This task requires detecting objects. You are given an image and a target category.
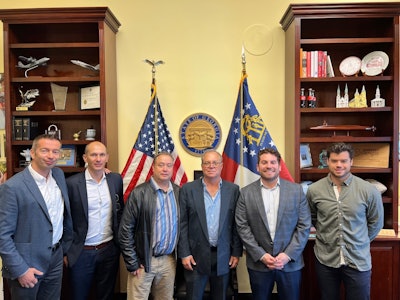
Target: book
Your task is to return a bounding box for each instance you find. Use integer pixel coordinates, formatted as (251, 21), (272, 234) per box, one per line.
(312, 51), (318, 77)
(327, 55), (335, 77)
(30, 121), (39, 140)
(306, 51), (311, 77)
(13, 117), (23, 141)
(301, 49), (307, 78)
(299, 48), (303, 77)
(22, 118), (30, 141)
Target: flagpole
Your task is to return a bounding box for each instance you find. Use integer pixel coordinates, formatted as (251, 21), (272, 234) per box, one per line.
(240, 46), (246, 187)
(144, 59), (164, 155)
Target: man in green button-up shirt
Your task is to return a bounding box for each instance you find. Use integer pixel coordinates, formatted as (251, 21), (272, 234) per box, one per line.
(307, 142), (383, 300)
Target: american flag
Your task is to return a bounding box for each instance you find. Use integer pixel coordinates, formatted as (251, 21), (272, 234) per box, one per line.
(121, 84), (188, 201)
(221, 74), (293, 187)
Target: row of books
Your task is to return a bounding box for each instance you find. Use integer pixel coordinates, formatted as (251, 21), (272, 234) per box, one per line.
(13, 117), (39, 141)
(300, 49), (335, 78)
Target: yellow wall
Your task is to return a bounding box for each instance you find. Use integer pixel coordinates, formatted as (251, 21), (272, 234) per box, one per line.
(1, 0), (398, 179)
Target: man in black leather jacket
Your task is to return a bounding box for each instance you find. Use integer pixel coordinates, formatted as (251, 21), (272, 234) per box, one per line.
(119, 152), (180, 300)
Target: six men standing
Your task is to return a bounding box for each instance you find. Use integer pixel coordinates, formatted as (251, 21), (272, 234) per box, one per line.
(0, 140), (385, 300)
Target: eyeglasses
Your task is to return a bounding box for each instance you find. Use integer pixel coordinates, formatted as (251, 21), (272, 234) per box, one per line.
(202, 161), (222, 167)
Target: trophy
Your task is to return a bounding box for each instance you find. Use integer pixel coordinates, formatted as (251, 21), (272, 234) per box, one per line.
(50, 83), (68, 111)
(20, 148), (31, 167)
(17, 87), (39, 111)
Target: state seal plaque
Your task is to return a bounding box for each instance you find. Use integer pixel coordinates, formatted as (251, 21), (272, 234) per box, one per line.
(179, 113), (222, 156)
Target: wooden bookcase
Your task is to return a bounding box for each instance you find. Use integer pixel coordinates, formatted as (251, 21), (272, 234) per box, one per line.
(0, 7), (120, 178)
(281, 3), (400, 299)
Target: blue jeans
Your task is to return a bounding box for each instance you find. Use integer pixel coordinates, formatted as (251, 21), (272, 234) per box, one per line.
(247, 268), (301, 300)
(184, 249), (229, 300)
(315, 259), (371, 300)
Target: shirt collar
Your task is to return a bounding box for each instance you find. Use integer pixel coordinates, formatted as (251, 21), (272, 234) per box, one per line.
(259, 178), (280, 190)
(201, 178), (222, 188)
(28, 164), (52, 183)
(327, 173), (353, 186)
(150, 177), (173, 193)
(85, 168), (106, 182)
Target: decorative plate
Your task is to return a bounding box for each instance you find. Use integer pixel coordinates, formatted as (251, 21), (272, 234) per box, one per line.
(339, 56), (361, 76)
(361, 51), (389, 76)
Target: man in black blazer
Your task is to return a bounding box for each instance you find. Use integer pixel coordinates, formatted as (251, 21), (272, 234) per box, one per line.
(178, 150), (242, 300)
(65, 141), (124, 300)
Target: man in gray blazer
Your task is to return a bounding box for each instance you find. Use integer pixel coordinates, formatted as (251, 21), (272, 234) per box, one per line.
(235, 148), (311, 300)
(178, 150), (242, 300)
(0, 134), (73, 299)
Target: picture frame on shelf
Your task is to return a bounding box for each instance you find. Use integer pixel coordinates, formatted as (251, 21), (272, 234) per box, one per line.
(56, 145), (76, 167)
(300, 143), (313, 168)
(0, 129), (5, 162)
(80, 85), (100, 110)
(194, 170), (203, 180)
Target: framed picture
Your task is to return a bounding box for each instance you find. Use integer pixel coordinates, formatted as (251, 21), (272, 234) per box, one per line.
(56, 145), (76, 167)
(80, 85), (100, 110)
(194, 170), (203, 180)
(0, 129), (5, 162)
(300, 144), (313, 168)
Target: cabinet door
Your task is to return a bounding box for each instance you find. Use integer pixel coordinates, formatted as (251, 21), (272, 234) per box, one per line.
(370, 241), (399, 300)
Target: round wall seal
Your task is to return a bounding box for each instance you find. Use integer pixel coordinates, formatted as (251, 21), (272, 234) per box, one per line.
(179, 113), (222, 156)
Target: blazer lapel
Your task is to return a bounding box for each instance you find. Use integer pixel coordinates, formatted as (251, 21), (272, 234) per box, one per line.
(218, 182), (228, 236)
(275, 180), (287, 231)
(106, 174), (118, 224)
(254, 186), (271, 234)
(77, 173), (89, 220)
(193, 181), (209, 241)
(22, 169), (52, 222)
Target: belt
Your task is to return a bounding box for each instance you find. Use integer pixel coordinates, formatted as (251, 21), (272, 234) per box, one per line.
(51, 242), (61, 252)
(83, 240), (112, 250)
(210, 246), (217, 252)
(153, 252), (173, 258)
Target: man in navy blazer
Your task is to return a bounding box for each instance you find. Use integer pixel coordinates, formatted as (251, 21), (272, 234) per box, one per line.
(178, 150), (242, 300)
(0, 134), (73, 299)
(65, 141), (124, 300)
(235, 148), (311, 300)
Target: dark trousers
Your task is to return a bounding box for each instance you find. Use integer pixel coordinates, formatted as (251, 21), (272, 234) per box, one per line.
(184, 249), (229, 300)
(247, 268), (301, 300)
(315, 259), (371, 300)
(7, 245), (63, 300)
(69, 241), (119, 300)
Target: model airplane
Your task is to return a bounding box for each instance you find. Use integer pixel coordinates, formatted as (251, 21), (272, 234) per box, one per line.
(16, 56), (50, 77)
(70, 60), (100, 71)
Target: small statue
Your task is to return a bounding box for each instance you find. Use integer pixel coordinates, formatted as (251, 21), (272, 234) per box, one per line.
(359, 85), (368, 107)
(336, 84), (349, 108)
(371, 85), (385, 107)
(318, 149), (328, 169)
(73, 131), (82, 141)
(20, 149), (31, 162)
(18, 86), (39, 109)
(349, 88), (360, 108)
